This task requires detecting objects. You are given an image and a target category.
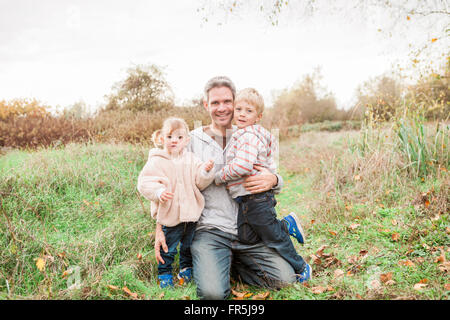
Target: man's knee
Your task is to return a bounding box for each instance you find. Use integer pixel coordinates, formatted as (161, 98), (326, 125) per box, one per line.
(196, 284), (229, 300)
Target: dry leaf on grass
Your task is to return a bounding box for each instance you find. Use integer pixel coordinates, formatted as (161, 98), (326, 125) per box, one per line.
(35, 257), (46, 272)
(122, 286), (138, 299)
(334, 269), (345, 278)
(413, 283), (428, 291)
(252, 291), (270, 300)
(311, 286), (327, 294)
(380, 272), (393, 283)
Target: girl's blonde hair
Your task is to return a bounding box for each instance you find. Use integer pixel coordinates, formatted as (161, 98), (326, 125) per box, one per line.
(151, 117), (190, 147)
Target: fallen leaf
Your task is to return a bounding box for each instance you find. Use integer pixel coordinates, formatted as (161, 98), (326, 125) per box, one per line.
(399, 260), (415, 267)
(231, 288), (248, 299)
(354, 175), (361, 181)
(435, 250), (446, 263)
(391, 232), (400, 241)
(315, 245), (328, 257)
(380, 272), (393, 283)
(349, 223), (360, 231)
(334, 269), (344, 278)
(347, 256), (359, 264)
(107, 285), (119, 291)
(444, 283), (450, 291)
(391, 219), (398, 226)
(413, 283), (427, 291)
(310, 254), (322, 265)
(122, 286), (138, 299)
(385, 280), (396, 286)
(369, 279), (381, 290)
(310, 219), (316, 225)
(311, 286), (327, 294)
(36, 257), (46, 272)
(438, 261), (450, 273)
(137, 253), (142, 260)
(252, 291), (270, 300)
(328, 230), (337, 237)
(418, 279), (428, 284)
(359, 250), (368, 257)
(431, 38), (437, 43)
(61, 269), (73, 278)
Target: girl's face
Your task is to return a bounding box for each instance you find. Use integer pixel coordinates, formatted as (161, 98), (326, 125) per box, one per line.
(162, 128), (189, 155)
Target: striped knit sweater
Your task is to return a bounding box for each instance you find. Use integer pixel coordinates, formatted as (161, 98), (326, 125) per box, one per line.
(214, 124), (277, 199)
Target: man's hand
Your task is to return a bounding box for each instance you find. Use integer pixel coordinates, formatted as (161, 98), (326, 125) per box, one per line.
(154, 224), (168, 264)
(243, 165), (277, 194)
(159, 191), (174, 203)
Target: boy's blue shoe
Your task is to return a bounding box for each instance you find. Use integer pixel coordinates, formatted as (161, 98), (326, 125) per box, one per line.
(296, 263), (312, 283)
(158, 274), (174, 288)
(177, 267), (193, 284)
(283, 212), (306, 244)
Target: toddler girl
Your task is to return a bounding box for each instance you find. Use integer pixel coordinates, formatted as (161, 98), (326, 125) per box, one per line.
(137, 117), (215, 288)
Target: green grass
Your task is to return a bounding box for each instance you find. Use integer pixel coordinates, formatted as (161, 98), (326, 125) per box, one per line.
(0, 128), (448, 300)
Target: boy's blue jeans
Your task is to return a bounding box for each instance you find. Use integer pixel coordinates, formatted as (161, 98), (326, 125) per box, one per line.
(158, 222), (196, 275)
(191, 227), (297, 300)
(235, 190), (306, 274)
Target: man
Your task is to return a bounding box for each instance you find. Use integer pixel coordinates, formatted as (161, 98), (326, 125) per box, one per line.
(154, 76), (303, 299)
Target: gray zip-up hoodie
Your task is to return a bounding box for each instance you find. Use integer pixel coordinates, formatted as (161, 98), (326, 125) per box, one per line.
(188, 126), (284, 235)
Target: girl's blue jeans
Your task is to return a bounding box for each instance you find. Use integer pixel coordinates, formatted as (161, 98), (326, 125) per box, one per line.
(158, 222), (196, 275)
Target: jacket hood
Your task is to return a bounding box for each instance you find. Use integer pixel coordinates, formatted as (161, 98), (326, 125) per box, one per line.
(147, 148), (176, 160)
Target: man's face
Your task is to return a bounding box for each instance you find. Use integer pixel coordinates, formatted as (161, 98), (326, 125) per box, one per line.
(204, 86), (234, 129)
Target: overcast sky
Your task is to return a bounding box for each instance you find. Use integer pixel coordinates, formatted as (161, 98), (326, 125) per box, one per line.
(0, 0), (446, 112)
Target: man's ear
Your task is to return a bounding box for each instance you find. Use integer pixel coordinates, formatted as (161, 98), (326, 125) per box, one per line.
(203, 98), (209, 111)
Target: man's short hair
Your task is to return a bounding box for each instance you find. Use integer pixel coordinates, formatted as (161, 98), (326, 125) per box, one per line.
(235, 88), (265, 115)
(204, 76), (236, 102)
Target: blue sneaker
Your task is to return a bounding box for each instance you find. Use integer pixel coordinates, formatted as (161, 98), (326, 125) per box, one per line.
(158, 274), (174, 288)
(177, 267), (193, 284)
(283, 212), (306, 244)
(296, 263), (312, 283)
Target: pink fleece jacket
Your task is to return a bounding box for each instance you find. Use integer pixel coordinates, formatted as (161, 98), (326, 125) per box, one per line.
(137, 148), (215, 227)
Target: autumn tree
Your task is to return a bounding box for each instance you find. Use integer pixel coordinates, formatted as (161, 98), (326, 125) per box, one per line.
(104, 64), (174, 112)
(269, 68), (344, 129)
(355, 75), (404, 121)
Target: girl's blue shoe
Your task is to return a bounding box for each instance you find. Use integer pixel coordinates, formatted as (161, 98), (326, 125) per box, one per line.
(177, 267), (193, 283)
(158, 274), (174, 288)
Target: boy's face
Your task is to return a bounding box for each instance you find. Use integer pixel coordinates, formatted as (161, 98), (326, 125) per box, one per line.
(234, 100), (262, 129)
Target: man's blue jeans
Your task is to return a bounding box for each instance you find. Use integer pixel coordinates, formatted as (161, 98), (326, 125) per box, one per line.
(158, 222), (196, 275)
(191, 227), (297, 300)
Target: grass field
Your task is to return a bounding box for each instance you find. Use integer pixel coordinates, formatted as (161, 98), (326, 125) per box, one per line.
(0, 124), (448, 300)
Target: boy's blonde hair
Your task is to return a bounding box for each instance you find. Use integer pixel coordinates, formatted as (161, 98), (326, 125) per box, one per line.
(235, 88), (265, 115)
(152, 117), (190, 147)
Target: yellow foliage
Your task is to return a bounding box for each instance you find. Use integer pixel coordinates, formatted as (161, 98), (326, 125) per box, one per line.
(0, 98), (49, 120)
